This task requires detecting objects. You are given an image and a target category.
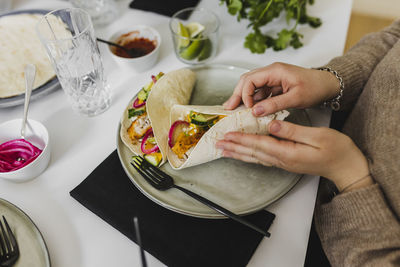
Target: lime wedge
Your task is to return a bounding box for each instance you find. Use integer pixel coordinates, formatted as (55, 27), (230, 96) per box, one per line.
(198, 38), (212, 61)
(179, 39), (204, 60)
(186, 22), (205, 38)
(177, 22), (190, 48)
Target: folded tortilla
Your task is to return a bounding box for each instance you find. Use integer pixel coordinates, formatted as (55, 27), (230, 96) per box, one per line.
(0, 13), (68, 98)
(120, 68), (196, 164)
(167, 105), (290, 169)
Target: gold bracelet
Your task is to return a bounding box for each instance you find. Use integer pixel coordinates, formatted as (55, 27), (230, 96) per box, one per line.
(340, 174), (371, 193)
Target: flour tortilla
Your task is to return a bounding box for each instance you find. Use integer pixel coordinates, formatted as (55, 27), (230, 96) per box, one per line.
(120, 68), (196, 164)
(0, 14), (65, 98)
(167, 105), (290, 169)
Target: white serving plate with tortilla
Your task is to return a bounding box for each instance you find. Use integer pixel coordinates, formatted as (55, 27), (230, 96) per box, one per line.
(0, 198), (51, 267)
(0, 10), (60, 108)
(117, 64), (310, 218)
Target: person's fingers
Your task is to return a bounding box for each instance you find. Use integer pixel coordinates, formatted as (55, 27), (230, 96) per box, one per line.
(222, 150), (275, 167)
(223, 75), (247, 109)
(222, 150), (261, 164)
(268, 120), (325, 147)
(252, 92), (298, 116)
(253, 87), (269, 102)
(240, 70), (281, 108)
(223, 94), (242, 110)
(270, 86), (283, 96)
(225, 63), (292, 109)
(221, 131), (292, 162)
(217, 138), (277, 166)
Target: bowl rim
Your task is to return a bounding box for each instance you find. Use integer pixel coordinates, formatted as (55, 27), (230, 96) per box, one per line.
(107, 25), (161, 61)
(169, 7), (220, 37)
(0, 118), (50, 176)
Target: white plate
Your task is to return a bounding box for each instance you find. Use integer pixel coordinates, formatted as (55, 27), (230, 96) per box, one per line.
(117, 64), (310, 218)
(0, 9), (60, 108)
(0, 198), (51, 267)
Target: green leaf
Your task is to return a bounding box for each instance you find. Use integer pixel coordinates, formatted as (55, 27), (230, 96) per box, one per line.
(307, 15), (322, 28)
(227, 0), (243, 15)
(285, 8), (295, 24)
(273, 29), (293, 51)
(244, 30), (268, 54)
(222, 0), (321, 53)
(290, 32), (304, 49)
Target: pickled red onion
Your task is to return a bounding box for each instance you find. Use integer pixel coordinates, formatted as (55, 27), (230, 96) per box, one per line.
(141, 129), (159, 154)
(0, 139), (42, 172)
(133, 97), (146, 108)
(151, 75), (157, 84)
(168, 120), (190, 148)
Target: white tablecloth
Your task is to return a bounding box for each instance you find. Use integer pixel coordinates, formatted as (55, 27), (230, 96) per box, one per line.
(0, 0), (352, 266)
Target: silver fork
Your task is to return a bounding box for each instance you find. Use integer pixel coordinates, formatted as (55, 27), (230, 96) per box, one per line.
(0, 216), (19, 267)
(131, 156), (271, 237)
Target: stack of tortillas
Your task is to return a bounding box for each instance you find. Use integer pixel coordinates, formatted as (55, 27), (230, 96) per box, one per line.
(0, 13), (58, 98)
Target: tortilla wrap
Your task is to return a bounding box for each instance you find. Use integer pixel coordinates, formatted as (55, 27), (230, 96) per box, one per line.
(0, 13), (68, 98)
(167, 105), (290, 169)
(120, 68), (196, 164)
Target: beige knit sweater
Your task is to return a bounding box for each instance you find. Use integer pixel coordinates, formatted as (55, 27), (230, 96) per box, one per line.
(314, 20), (400, 266)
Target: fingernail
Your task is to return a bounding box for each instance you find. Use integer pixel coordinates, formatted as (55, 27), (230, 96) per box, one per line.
(269, 121), (281, 133)
(253, 105), (264, 116)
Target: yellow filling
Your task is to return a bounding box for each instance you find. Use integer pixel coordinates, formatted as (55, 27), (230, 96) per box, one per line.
(171, 113), (226, 159)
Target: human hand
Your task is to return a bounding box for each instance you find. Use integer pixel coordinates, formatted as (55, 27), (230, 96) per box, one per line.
(216, 120), (373, 192)
(223, 63), (341, 116)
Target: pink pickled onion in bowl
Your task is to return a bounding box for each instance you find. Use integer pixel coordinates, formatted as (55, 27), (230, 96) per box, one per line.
(0, 139), (42, 172)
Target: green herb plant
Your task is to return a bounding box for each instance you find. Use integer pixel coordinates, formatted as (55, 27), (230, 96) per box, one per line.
(220, 0), (322, 53)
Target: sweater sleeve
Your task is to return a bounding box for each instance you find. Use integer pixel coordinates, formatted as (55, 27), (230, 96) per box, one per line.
(323, 20), (400, 110)
(314, 184), (400, 266)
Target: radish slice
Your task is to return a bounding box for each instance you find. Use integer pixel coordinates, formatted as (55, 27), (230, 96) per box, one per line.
(141, 129), (159, 154)
(168, 120), (190, 148)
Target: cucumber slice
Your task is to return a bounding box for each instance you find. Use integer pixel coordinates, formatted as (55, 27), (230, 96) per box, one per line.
(144, 154), (161, 167)
(137, 89), (148, 101)
(155, 72), (164, 80)
(190, 111), (218, 126)
(143, 82), (153, 92)
(128, 106), (145, 118)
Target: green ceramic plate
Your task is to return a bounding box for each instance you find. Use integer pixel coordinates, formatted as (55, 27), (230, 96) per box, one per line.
(0, 198), (51, 266)
(117, 64), (310, 218)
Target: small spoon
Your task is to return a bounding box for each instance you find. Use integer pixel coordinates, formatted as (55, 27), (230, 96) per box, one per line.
(21, 64), (36, 139)
(96, 37), (141, 58)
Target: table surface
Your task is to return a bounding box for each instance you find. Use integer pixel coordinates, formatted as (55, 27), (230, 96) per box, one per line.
(0, 0), (352, 266)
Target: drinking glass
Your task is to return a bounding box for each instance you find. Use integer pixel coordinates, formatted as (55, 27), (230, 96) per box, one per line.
(170, 7), (219, 65)
(36, 8), (111, 117)
(69, 0), (118, 27)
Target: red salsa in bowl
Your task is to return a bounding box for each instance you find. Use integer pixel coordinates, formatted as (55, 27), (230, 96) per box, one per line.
(107, 26), (161, 72)
(111, 31), (157, 58)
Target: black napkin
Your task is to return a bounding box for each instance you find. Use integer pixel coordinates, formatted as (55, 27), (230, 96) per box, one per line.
(70, 150), (275, 267)
(129, 0), (201, 17)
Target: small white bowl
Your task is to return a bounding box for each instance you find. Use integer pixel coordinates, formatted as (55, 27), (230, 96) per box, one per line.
(107, 25), (161, 72)
(0, 119), (51, 182)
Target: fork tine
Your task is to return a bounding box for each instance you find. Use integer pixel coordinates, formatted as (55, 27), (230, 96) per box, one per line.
(0, 217), (11, 254)
(134, 157), (166, 182)
(143, 165), (164, 181)
(0, 220), (5, 256)
(141, 159), (172, 181)
(3, 216), (18, 253)
(131, 160), (158, 187)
